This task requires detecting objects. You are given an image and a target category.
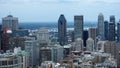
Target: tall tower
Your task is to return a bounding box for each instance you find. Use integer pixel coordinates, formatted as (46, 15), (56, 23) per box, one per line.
(58, 14), (67, 45)
(117, 20), (120, 42)
(74, 15), (83, 39)
(108, 15), (116, 41)
(2, 15), (18, 30)
(104, 21), (109, 40)
(98, 13), (104, 40)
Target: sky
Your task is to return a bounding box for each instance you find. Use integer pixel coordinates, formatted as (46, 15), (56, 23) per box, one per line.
(0, 0), (120, 22)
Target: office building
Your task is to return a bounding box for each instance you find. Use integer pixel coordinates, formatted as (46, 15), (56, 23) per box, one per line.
(41, 61), (55, 68)
(74, 15), (83, 39)
(108, 15), (116, 41)
(74, 38), (84, 51)
(25, 36), (39, 67)
(9, 37), (25, 50)
(37, 28), (50, 46)
(110, 15), (115, 23)
(83, 30), (88, 46)
(2, 15), (18, 30)
(58, 14), (67, 45)
(0, 47), (28, 68)
(0, 25), (2, 50)
(86, 37), (94, 51)
(109, 22), (115, 41)
(40, 45), (64, 65)
(88, 27), (97, 41)
(98, 13), (104, 40)
(117, 20), (120, 42)
(104, 21), (109, 40)
(1, 28), (13, 52)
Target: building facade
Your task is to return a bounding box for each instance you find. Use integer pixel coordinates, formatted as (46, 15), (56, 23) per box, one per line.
(104, 21), (109, 40)
(98, 13), (104, 40)
(2, 15), (18, 30)
(74, 15), (83, 39)
(58, 14), (67, 45)
(117, 20), (120, 42)
(0, 47), (28, 68)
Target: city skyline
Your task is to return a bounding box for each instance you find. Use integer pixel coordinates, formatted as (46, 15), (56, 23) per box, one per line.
(0, 0), (120, 22)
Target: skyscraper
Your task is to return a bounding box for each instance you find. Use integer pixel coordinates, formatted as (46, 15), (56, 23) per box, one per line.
(110, 15), (115, 23)
(58, 14), (67, 45)
(109, 22), (116, 41)
(117, 20), (120, 42)
(98, 13), (104, 40)
(74, 15), (83, 39)
(104, 21), (109, 40)
(2, 15), (18, 30)
(108, 15), (116, 41)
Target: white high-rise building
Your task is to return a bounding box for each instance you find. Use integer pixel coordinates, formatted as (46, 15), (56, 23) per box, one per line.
(98, 13), (104, 40)
(2, 15), (18, 30)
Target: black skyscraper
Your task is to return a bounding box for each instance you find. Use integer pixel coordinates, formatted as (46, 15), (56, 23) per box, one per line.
(58, 14), (67, 45)
(117, 20), (120, 42)
(109, 22), (115, 41)
(110, 15), (115, 23)
(83, 30), (88, 47)
(104, 21), (109, 40)
(108, 15), (116, 41)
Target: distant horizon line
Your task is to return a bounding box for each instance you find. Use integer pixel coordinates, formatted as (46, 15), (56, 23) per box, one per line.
(0, 21), (97, 23)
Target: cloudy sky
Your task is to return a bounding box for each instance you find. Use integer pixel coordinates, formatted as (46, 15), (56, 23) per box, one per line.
(0, 0), (120, 22)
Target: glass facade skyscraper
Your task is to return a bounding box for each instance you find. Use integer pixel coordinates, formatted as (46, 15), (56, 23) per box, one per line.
(98, 13), (105, 40)
(74, 15), (83, 40)
(104, 21), (109, 40)
(117, 20), (120, 42)
(108, 15), (116, 41)
(58, 14), (67, 46)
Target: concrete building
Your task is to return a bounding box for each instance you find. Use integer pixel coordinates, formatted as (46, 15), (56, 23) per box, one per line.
(58, 14), (67, 46)
(25, 36), (39, 67)
(37, 28), (50, 46)
(97, 41), (119, 66)
(0, 47), (28, 68)
(86, 37), (94, 51)
(88, 27), (97, 41)
(9, 37), (25, 50)
(74, 38), (84, 51)
(40, 45), (64, 65)
(2, 15), (18, 30)
(98, 13), (105, 40)
(74, 15), (83, 39)
(41, 61), (55, 68)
